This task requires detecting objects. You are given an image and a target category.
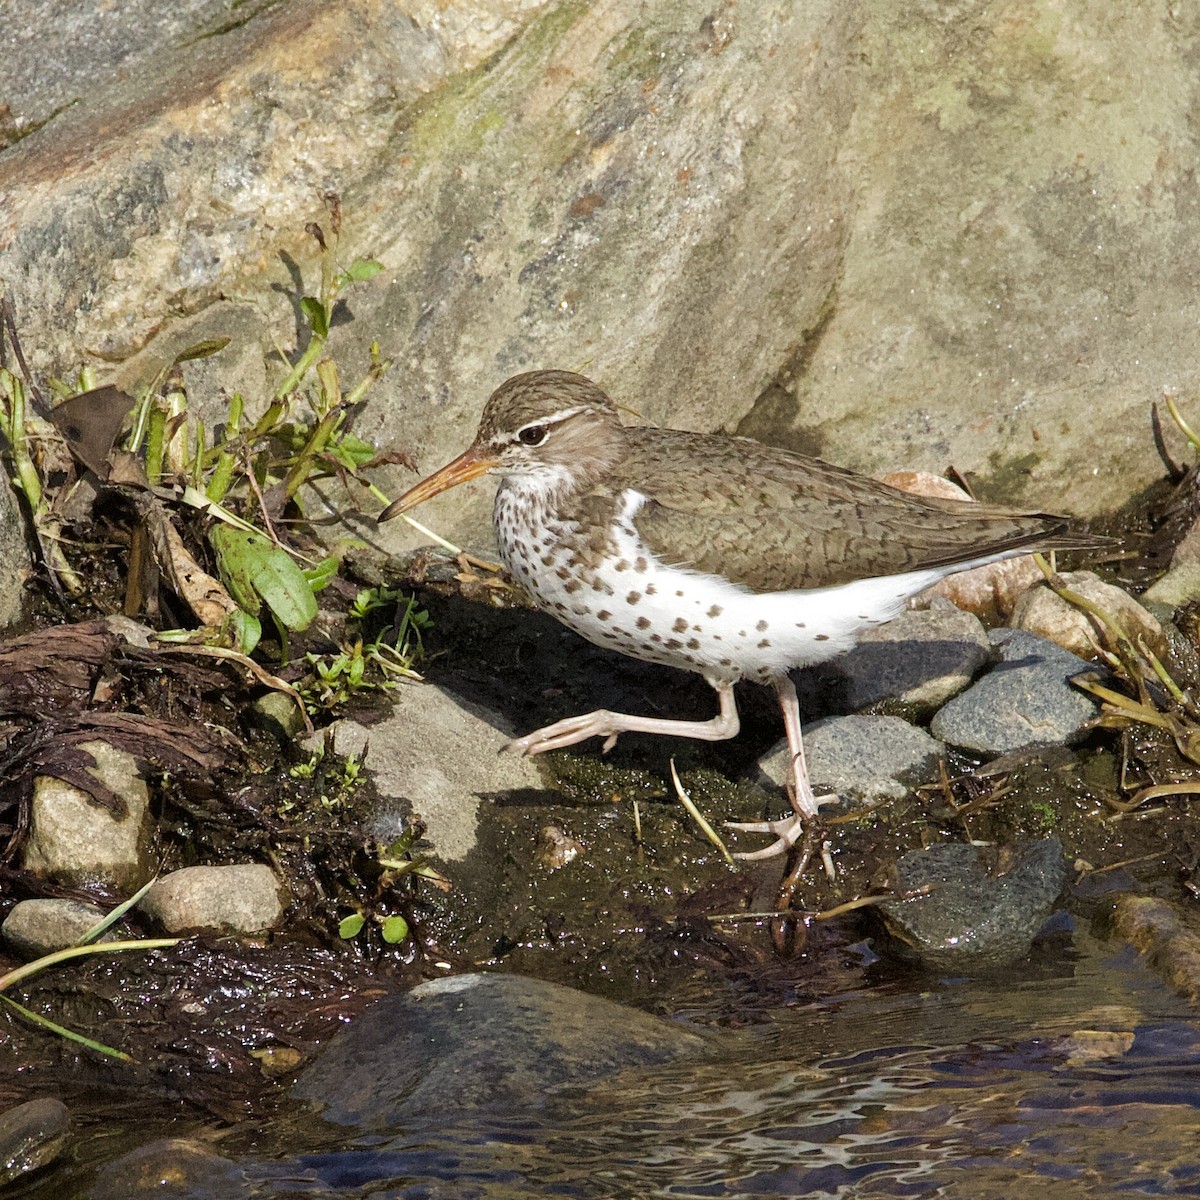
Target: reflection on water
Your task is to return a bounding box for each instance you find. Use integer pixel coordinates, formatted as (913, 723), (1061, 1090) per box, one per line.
(253, 928), (1200, 1199)
(18, 926), (1200, 1199)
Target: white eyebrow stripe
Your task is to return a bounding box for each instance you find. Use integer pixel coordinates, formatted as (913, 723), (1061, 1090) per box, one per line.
(493, 406), (589, 445)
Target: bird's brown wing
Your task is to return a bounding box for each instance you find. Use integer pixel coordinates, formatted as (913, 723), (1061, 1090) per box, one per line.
(597, 429), (1092, 593)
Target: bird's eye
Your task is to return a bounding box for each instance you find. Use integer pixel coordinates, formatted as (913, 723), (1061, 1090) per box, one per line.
(518, 425), (548, 446)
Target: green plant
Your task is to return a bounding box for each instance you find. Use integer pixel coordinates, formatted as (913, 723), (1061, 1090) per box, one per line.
(300, 588), (431, 710)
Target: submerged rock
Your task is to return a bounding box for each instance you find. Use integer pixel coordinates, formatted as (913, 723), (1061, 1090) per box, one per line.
(0, 1097), (70, 1187)
(293, 972), (713, 1127)
(876, 838), (1068, 972)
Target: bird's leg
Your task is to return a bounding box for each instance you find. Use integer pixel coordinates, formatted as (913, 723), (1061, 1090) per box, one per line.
(727, 675), (838, 862)
(503, 680), (740, 757)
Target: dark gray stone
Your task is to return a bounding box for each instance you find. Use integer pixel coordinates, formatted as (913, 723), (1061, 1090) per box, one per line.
(877, 838), (1068, 972)
(929, 628), (1098, 755)
(293, 972), (712, 1128)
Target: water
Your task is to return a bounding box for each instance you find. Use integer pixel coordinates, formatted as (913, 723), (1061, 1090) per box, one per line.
(16, 926), (1200, 1199)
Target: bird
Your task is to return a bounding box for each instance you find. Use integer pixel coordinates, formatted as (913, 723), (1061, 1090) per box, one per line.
(378, 370), (1103, 867)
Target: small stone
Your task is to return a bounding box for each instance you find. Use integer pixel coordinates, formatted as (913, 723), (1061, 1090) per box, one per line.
(1012, 570), (1167, 661)
(876, 838), (1068, 971)
(140, 864), (286, 935)
(1143, 560), (1200, 610)
(1, 898), (118, 959)
(0, 1098), (70, 1187)
(251, 690), (307, 741)
(534, 823), (582, 870)
(930, 629), (1098, 755)
(21, 740), (156, 891)
(1110, 894), (1200, 1007)
(758, 715), (942, 801)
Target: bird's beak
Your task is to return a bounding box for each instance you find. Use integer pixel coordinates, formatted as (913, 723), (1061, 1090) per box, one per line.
(377, 445), (498, 522)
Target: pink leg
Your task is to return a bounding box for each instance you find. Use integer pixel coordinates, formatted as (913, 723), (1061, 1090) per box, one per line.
(504, 680), (740, 756)
(726, 675), (837, 861)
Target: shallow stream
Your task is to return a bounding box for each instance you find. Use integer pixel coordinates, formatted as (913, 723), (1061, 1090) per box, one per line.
(15, 920), (1199, 1199)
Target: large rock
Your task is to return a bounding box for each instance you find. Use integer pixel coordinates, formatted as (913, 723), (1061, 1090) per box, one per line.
(0, 0), (1182, 565)
(293, 972), (712, 1125)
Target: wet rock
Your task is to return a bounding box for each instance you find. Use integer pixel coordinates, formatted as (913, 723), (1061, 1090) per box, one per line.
(830, 600), (990, 712)
(758, 715), (942, 801)
(533, 823), (583, 871)
(1012, 571), (1167, 661)
(140, 865), (286, 936)
(929, 629), (1098, 755)
(876, 838), (1068, 971)
(1, 898), (118, 959)
(21, 740), (155, 891)
(0, 1097), (70, 1187)
(88, 1138), (249, 1200)
(311, 685), (548, 862)
(293, 972), (712, 1127)
(1110, 894), (1200, 1008)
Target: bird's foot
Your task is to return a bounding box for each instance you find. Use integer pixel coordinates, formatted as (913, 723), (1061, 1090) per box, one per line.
(502, 710), (622, 757)
(726, 814), (808, 861)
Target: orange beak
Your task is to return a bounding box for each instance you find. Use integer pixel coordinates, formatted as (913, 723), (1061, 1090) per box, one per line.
(377, 445), (498, 522)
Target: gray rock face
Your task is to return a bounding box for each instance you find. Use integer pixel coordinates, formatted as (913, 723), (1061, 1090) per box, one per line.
(293, 972), (712, 1127)
(21, 740), (156, 891)
(310, 685), (548, 862)
(140, 865), (286, 936)
(759, 714), (943, 801)
(877, 838), (1068, 971)
(0, 898), (115, 959)
(0, 1), (1171, 570)
(929, 628), (1098, 755)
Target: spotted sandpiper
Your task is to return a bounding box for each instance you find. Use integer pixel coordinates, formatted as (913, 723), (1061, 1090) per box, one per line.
(379, 370), (1101, 866)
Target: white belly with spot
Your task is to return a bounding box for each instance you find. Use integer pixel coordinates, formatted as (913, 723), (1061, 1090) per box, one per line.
(495, 484), (1004, 685)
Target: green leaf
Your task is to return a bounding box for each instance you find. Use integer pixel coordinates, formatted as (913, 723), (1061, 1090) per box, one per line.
(340, 259), (384, 283)
(173, 338), (232, 364)
(327, 433), (378, 471)
(303, 555), (340, 594)
(380, 915), (409, 944)
(300, 296), (329, 339)
(209, 526), (318, 632)
(226, 608), (262, 654)
(339, 913), (365, 939)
